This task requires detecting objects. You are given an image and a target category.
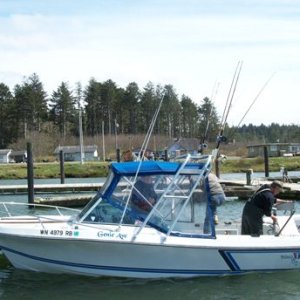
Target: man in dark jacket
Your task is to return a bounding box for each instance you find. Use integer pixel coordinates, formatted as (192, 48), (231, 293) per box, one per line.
(131, 176), (157, 212)
(241, 181), (289, 236)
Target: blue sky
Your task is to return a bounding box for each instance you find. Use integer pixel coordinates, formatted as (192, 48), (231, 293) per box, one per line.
(1, 0), (300, 125)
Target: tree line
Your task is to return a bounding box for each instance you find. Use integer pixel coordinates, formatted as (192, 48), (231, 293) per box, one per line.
(0, 73), (299, 152)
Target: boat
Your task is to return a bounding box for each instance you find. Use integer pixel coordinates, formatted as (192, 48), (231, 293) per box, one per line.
(0, 153), (299, 278)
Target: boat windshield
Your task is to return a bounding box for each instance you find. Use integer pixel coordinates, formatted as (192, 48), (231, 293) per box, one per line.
(79, 159), (215, 237)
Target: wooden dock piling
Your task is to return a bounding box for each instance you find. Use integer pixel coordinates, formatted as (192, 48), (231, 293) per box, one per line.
(27, 142), (34, 204)
(264, 146), (269, 178)
(60, 150), (65, 184)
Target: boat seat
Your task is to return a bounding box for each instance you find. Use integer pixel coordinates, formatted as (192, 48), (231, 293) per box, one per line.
(276, 216), (299, 236)
(263, 216), (299, 236)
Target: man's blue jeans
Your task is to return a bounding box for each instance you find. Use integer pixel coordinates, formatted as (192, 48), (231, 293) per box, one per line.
(203, 194), (225, 234)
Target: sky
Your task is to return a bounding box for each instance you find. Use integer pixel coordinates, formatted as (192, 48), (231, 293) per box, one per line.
(1, 0), (300, 126)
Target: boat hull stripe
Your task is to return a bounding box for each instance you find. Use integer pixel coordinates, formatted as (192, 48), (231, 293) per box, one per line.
(219, 250), (241, 271)
(0, 245), (238, 276)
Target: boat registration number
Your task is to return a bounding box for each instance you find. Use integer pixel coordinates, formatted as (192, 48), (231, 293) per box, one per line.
(40, 229), (76, 237)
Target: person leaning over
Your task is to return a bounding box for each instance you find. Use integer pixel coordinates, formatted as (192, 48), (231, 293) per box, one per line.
(203, 173), (226, 233)
(241, 180), (290, 236)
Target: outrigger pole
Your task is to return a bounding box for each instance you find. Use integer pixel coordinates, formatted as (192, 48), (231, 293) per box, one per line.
(137, 93), (165, 162)
(199, 81), (220, 154)
(225, 72), (276, 142)
(216, 60), (243, 150)
(213, 61), (243, 176)
(235, 72), (276, 129)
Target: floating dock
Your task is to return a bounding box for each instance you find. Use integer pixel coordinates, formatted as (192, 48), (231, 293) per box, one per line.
(0, 180), (300, 207)
(35, 194), (94, 207)
(220, 179), (300, 200)
(0, 183), (101, 194)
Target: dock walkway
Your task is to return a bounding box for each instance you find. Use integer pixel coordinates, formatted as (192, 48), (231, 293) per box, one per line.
(0, 183), (101, 194)
(1, 180), (300, 207)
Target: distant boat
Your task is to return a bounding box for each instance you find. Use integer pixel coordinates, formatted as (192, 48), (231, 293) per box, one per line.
(0, 154), (299, 278)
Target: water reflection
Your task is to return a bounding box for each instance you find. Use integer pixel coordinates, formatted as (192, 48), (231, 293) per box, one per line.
(0, 267), (300, 300)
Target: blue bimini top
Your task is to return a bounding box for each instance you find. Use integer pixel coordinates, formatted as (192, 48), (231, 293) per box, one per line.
(111, 161), (180, 176)
(110, 160), (207, 176)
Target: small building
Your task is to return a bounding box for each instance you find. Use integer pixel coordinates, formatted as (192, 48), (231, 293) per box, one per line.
(9, 150), (27, 163)
(167, 138), (200, 158)
(247, 143), (300, 158)
(0, 149), (12, 163)
(54, 145), (98, 162)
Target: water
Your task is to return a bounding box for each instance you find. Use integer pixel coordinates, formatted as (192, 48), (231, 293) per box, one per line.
(0, 169), (299, 185)
(220, 170), (300, 181)
(1, 266), (300, 299)
(0, 177), (105, 185)
(0, 175), (300, 299)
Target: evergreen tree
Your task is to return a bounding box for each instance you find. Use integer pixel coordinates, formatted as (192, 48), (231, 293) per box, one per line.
(0, 83), (15, 147)
(197, 97), (220, 143)
(112, 86), (125, 134)
(1, 75), (300, 152)
(49, 82), (76, 139)
(180, 95), (198, 138)
(153, 84), (165, 135)
(84, 78), (102, 136)
(100, 79), (118, 135)
(122, 82), (140, 134)
(139, 82), (157, 133)
(158, 85), (181, 138)
(13, 73), (48, 139)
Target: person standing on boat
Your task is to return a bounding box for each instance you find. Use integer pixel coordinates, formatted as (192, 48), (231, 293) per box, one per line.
(131, 176), (157, 212)
(241, 181), (289, 236)
(203, 173), (226, 234)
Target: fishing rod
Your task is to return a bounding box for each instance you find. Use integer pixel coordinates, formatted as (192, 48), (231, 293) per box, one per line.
(216, 60), (243, 151)
(137, 93), (165, 161)
(119, 92), (165, 227)
(227, 72), (276, 140)
(236, 72), (275, 129)
(199, 81), (220, 154)
(212, 61), (243, 177)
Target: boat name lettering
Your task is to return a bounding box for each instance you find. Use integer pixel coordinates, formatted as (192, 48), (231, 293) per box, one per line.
(40, 229), (74, 236)
(97, 231), (127, 239)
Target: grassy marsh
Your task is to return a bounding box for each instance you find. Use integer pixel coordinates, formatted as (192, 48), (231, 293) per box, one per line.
(0, 156), (299, 179)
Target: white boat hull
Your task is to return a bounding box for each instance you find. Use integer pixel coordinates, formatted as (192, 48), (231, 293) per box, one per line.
(1, 223), (300, 278)
(0, 156), (298, 278)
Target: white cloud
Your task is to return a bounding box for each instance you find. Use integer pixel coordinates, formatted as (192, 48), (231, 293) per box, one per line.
(0, 1), (300, 125)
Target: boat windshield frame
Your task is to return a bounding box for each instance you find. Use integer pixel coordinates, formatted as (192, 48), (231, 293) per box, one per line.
(77, 154), (216, 239)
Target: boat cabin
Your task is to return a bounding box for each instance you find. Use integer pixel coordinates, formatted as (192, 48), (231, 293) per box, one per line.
(78, 155), (219, 237)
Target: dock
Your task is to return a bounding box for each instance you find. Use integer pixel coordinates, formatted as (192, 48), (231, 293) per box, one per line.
(35, 194), (94, 207)
(0, 183), (101, 194)
(0, 180), (300, 207)
(220, 179), (300, 200)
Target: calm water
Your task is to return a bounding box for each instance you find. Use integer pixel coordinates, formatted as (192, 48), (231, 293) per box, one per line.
(1, 262), (300, 299)
(0, 174), (300, 299)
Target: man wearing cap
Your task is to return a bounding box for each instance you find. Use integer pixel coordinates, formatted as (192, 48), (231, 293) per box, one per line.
(131, 176), (157, 212)
(241, 181), (289, 236)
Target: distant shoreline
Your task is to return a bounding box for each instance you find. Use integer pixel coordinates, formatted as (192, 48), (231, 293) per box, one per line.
(0, 156), (299, 179)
